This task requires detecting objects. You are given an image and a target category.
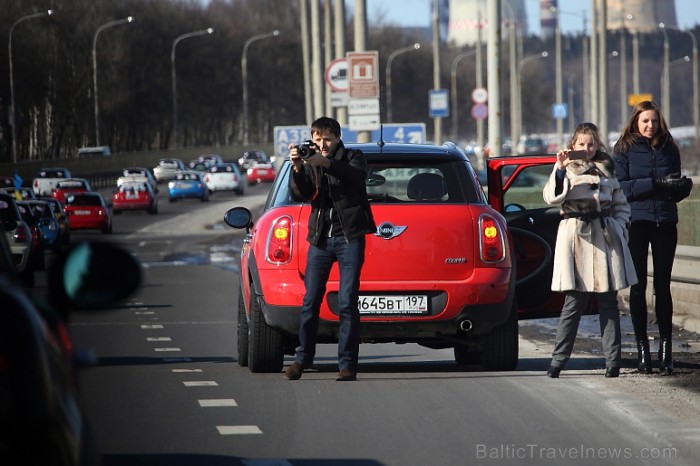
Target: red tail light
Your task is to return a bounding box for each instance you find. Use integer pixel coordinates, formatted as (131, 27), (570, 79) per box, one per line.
(13, 222), (31, 244)
(479, 214), (506, 263)
(266, 216), (292, 264)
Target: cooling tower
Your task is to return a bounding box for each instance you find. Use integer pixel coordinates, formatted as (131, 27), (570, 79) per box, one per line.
(607, 0), (677, 32)
(446, 0), (528, 46)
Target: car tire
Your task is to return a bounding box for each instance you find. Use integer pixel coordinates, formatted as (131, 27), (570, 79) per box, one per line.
(149, 202), (158, 215)
(237, 288), (249, 367)
(480, 302), (519, 371)
(103, 221), (113, 234)
(247, 295), (284, 373)
(34, 247), (46, 271)
(454, 344), (480, 366)
(19, 265), (35, 287)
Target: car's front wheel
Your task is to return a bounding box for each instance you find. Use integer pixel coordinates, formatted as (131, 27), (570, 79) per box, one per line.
(480, 302), (519, 371)
(247, 295), (284, 373)
(237, 287), (249, 367)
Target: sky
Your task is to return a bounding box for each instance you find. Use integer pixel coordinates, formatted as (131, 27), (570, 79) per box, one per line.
(359, 0), (700, 34)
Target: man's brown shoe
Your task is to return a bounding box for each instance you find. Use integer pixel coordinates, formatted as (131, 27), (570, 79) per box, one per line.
(285, 362), (306, 380)
(335, 368), (357, 381)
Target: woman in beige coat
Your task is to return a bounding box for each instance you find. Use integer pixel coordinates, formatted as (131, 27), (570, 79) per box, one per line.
(543, 122), (637, 378)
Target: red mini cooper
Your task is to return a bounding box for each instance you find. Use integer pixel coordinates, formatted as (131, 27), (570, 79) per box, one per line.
(224, 142), (562, 373)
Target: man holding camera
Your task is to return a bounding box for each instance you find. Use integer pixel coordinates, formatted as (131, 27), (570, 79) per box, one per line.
(286, 116), (376, 381)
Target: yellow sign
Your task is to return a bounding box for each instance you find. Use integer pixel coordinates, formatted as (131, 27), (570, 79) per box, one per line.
(628, 93), (654, 107)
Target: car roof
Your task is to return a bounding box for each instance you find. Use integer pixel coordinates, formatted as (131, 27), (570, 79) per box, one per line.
(344, 142), (469, 162)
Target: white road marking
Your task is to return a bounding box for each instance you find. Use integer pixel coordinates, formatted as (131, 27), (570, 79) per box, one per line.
(147, 337), (171, 341)
(216, 425), (263, 435)
(183, 381), (218, 387)
(140, 324), (164, 329)
(172, 368), (202, 373)
(198, 399), (238, 407)
(135, 311), (155, 315)
(154, 347), (181, 352)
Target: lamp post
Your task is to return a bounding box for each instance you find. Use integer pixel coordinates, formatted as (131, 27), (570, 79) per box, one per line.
(9, 9), (52, 164)
(449, 49), (475, 140)
(242, 30), (280, 145)
(93, 16), (134, 147)
(514, 51), (548, 150)
(660, 55), (690, 127)
(386, 43), (420, 123)
(658, 22), (670, 125)
(503, 0), (520, 150)
(660, 23), (698, 139)
(171, 28), (213, 148)
(450, 49), (475, 141)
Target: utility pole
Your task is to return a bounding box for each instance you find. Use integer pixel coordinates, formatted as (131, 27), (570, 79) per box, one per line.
(432, 0), (442, 144)
(487, 0), (502, 157)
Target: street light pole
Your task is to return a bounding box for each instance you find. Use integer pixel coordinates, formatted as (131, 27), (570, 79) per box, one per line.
(515, 52), (548, 148)
(9, 9), (52, 164)
(171, 28), (213, 148)
(93, 16), (134, 147)
(386, 43), (420, 123)
(449, 49), (476, 140)
(661, 55), (690, 128)
(242, 30), (280, 146)
(661, 23), (699, 139)
(658, 23), (670, 125)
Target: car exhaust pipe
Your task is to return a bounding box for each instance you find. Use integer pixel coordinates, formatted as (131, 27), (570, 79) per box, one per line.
(459, 320), (473, 332)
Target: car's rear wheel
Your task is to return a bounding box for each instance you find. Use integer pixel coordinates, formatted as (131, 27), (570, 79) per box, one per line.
(149, 202), (158, 215)
(454, 344), (480, 366)
(480, 302), (519, 371)
(247, 295), (284, 373)
(237, 288), (249, 367)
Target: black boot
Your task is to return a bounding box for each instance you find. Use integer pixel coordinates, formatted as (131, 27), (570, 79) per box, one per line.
(659, 338), (674, 375)
(636, 338), (653, 374)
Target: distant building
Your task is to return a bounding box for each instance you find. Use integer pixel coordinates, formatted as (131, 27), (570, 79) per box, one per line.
(445, 0), (528, 46)
(606, 0), (677, 33)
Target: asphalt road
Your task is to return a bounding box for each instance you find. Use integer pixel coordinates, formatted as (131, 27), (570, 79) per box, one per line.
(59, 184), (700, 466)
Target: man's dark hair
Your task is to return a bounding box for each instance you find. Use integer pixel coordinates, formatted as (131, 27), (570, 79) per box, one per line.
(311, 117), (341, 138)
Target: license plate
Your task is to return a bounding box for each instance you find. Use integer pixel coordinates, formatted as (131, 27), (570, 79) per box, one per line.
(256, 169), (268, 175)
(126, 192), (138, 199)
(359, 295), (428, 315)
(75, 210), (91, 215)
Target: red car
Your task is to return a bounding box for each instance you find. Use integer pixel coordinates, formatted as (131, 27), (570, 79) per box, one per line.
(246, 162), (276, 185)
(225, 142), (547, 374)
(112, 180), (158, 214)
(52, 178), (93, 204)
(64, 192), (113, 234)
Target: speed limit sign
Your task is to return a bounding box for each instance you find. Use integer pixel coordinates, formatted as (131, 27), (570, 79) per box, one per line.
(472, 87), (488, 103)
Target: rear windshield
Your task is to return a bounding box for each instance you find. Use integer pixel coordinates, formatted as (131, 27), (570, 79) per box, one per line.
(66, 195), (102, 206)
(39, 169), (67, 178)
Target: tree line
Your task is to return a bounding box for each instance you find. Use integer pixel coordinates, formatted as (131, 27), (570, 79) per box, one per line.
(0, 0), (697, 164)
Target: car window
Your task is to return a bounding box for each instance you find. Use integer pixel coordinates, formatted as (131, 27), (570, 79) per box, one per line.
(501, 164), (553, 210)
(66, 195), (102, 206)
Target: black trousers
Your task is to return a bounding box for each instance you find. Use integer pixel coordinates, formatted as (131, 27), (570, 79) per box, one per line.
(627, 221), (677, 340)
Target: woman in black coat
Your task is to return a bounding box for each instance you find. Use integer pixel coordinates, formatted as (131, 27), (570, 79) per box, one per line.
(613, 100), (692, 375)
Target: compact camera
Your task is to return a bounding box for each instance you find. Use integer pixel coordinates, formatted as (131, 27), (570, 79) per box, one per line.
(295, 140), (316, 159)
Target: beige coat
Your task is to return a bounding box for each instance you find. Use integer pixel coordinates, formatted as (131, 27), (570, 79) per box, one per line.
(543, 152), (637, 292)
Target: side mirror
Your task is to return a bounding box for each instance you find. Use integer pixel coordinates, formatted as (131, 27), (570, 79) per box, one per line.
(48, 241), (142, 314)
(223, 207), (253, 229)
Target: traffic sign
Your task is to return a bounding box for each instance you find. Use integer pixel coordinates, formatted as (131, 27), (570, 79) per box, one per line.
(471, 103), (488, 120)
(472, 87), (488, 103)
(429, 89), (449, 118)
(347, 51), (379, 98)
(325, 58), (348, 92)
(349, 114), (381, 131)
(274, 124), (426, 157)
(348, 98), (380, 115)
(552, 103), (568, 119)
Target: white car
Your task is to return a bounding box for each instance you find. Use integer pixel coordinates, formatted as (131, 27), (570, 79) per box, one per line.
(153, 158), (185, 183)
(117, 168), (158, 193)
(0, 192), (34, 286)
(32, 167), (72, 196)
(203, 163), (245, 195)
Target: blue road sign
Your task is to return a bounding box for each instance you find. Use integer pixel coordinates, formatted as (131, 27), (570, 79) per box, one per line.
(274, 124), (427, 158)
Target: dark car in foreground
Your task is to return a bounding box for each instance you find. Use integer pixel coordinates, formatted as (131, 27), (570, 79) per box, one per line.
(0, 225), (142, 465)
(225, 142), (547, 373)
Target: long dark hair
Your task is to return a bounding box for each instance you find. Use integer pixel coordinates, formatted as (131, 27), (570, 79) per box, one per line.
(614, 100), (675, 153)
